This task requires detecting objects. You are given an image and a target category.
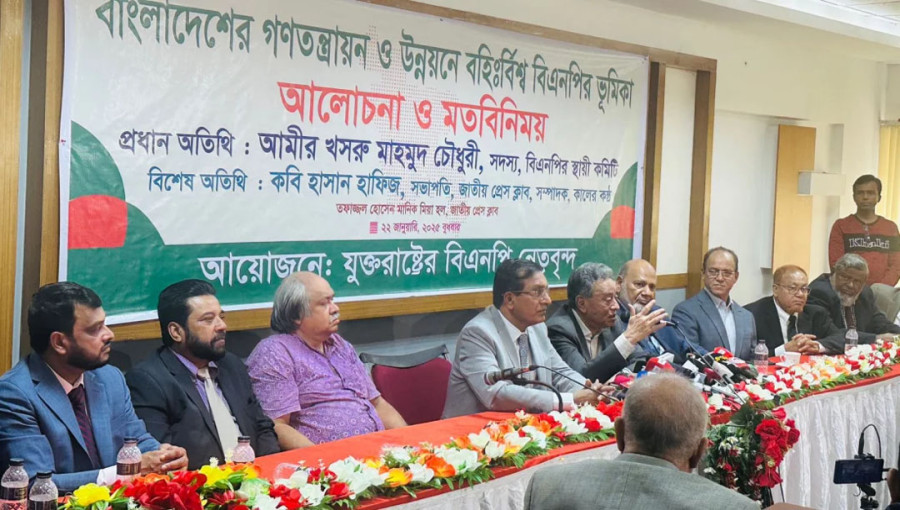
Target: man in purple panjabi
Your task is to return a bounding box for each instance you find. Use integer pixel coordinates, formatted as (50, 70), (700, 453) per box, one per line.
(246, 272), (406, 448)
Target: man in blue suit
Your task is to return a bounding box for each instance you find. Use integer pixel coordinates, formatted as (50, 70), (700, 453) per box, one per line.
(616, 259), (706, 363)
(671, 247), (757, 360)
(0, 282), (188, 492)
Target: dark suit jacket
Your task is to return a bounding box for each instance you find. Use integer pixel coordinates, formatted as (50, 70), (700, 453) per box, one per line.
(546, 304), (648, 382)
(670, 289), (756, 360)
(615, 300), (707, 363)
(744, 297), (845, 355)
(0, 354), (159, 492)
(807, 273), (900, 343)
(126, 348), (279, 469)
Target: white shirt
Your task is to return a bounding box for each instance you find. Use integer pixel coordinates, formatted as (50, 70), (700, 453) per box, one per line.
(772, 298), (823, 356)
(705, 288), (737, 354)
(895, 310), (900, 327)
(497, 311), (575, 409)
(572, 309), (635, 360)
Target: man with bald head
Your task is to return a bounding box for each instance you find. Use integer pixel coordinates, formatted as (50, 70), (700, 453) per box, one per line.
(616, 259), (705, 362)
(246, 272), (406, 449)
(745, 265), (845, 356)
(524, 373), (757, 509)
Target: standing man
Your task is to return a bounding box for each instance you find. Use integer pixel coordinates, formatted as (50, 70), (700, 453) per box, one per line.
(443, 259), (604, 418)
(829, 174), (900, 286)
(126, 280), (280, 469)
(616, 259), (706, 362)
(247, 272), (406, 449)
(807, 254), (900, 343)
(745, 265), (845, 356)
(546, 262), (667, 382)
(0, 282), (187, 492)
(671, 247), (757, 360)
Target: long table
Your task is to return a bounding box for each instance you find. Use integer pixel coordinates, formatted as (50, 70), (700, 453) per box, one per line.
(256, 364), (900, 510)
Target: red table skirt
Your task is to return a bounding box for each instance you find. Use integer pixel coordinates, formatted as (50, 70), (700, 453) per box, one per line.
(255, 362), (900, 509)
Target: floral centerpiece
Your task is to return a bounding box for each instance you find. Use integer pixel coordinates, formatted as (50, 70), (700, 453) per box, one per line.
(704, 404), (800, 505)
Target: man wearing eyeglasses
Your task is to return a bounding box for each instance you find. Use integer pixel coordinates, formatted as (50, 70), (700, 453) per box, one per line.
(546, 262), (669, 382)
(443, 259), (605, 418)
(807, 253), (900, 343)
(745, 265), (845, 356)
(671, 247), (757, 360)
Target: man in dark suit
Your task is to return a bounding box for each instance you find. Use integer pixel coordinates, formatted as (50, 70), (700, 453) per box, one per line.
(126, 280), (280, 469)
(547, 262), (667, 382)
(807, 254), (900, 344)
(0, 283), (187, 492)
(524, 373), (757, 510)
(616, 259), (705, 363)
(671, 247), (757, 360)
(745, 265), (845, 355)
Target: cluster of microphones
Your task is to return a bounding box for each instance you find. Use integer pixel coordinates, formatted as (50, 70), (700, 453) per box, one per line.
(483, 320), (758, 409)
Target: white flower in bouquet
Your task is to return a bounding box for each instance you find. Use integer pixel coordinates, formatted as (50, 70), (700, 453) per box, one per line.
(501, 431), (532, 450)
(434, 446), (480, 474)
(520, 425), (548, 449)
(299, 483), (326, 506)
(407, 462), (434, 484)
(252, 494), (287, 510)
(382, 446), (413, 464)
(328, 457), (384, 495)
(467, 429), (492, 450)
(483, 440), (506, 459)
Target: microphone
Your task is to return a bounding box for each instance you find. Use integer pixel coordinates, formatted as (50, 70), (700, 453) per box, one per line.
(534, 365), (610, 397)
(701, 353), (736, 384)
(484, 365), (536, 385)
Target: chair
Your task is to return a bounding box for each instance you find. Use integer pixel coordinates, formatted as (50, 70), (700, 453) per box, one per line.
(359, 344), (452, 425)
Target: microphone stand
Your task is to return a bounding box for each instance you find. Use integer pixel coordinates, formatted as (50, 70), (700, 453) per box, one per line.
(510, 377), (564, 413)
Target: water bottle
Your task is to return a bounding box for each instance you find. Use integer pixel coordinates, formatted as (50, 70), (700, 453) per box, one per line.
(845, 327), (859, 354)
(753, 339), (769, 369)
(26, 472), (56, 510)
(231, 436), (255, 463)
(0, 458), (28, 510)
(116, 437), (142, 482)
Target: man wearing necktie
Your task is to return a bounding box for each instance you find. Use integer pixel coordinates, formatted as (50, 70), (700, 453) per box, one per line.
(547, 262), (668, 382)
(745, 265), (845, 356)
(0, 283), (187, 492)
(127, 280), (280, 469)
(443, 259), (607, 418)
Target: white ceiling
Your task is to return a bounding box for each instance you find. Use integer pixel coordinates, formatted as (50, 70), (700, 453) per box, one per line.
(610, 0), (900, 63)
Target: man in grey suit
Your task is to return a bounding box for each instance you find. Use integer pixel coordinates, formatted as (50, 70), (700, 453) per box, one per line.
(547, 262), (667, 382)
(872, 283), (900, 327)
(443, 259), (603, 418)
(524, 373), (757, 510)
(671, 247), (757, 360)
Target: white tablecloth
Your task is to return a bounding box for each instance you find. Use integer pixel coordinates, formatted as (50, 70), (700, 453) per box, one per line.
(391, 373), (900, 509)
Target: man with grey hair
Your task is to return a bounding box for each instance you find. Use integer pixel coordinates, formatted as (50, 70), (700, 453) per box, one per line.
(808, 254), (900, 343)
(524, 373), (758, 509)
(246, 272), (406, 449)
(547, 262), (667, 382)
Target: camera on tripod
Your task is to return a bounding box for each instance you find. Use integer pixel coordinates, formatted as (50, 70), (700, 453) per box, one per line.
(833, 424), (888, 510)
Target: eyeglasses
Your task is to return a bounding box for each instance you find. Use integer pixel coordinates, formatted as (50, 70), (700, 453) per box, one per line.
(512, 287), (550, 299)
(705, 268), (735, 279)
(835, 272), (866, 287)
(774, 284), (810, 295)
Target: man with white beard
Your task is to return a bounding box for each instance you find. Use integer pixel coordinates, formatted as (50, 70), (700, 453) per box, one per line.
(807, 253), (900, 344)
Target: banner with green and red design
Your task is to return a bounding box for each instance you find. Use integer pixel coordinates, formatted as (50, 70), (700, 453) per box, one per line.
(60, 0), (648, 323)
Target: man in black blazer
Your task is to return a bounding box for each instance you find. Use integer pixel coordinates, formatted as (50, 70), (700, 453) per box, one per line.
(547, 262), (666, 382)
(745, 265), (845, 356)
(126, 280), (279, 468)
(807, 254), (900, 344)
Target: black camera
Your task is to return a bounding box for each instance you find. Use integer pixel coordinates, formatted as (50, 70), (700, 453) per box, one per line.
(834, 456), (884, 485)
